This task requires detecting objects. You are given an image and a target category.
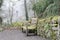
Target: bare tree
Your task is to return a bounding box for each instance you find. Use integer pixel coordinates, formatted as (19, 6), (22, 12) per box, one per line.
(9, 0), (16, 24)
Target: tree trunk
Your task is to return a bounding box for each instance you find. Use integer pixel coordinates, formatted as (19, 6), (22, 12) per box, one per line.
(10, 7), (13, 24)
(0, 0), (3, 8)
(24, 0), (29, 21)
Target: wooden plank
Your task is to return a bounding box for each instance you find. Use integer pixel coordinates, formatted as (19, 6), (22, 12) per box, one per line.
(52, 27), (58, 30)
(31, 18), (37, 24)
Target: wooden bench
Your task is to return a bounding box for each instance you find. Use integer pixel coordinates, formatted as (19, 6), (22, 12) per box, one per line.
(26, 18), (38, 36)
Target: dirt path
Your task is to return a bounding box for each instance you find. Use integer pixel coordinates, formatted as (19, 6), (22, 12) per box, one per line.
(0, 30), (48, 40)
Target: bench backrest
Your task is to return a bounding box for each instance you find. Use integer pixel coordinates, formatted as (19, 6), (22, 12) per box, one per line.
(31, 18), (37, 24)
(58, 17), (60, 24)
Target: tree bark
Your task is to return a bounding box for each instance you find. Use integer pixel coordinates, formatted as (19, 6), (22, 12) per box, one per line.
(24, 0), (29, 21)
